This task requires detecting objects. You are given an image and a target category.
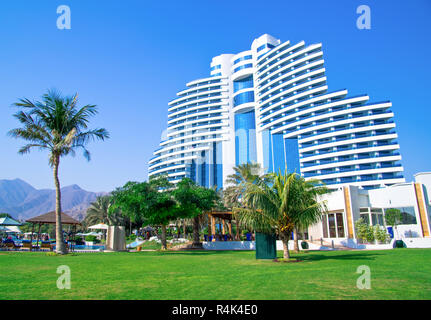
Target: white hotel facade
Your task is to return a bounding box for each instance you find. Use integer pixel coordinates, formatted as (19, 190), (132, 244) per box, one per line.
(149, 34), (431, 244)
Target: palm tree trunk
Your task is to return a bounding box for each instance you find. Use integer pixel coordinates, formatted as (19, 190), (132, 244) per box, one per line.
(192, 215), (202, 248)
(293, 228), (299, 253)
(280, 232), (291, 259)
(53, 155), (67, 254)
(282, 238), (290, 259)
(161, 224), (167, 250)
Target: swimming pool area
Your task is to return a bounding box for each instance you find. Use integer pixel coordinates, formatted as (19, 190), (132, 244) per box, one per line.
(1, 240), (106, 252)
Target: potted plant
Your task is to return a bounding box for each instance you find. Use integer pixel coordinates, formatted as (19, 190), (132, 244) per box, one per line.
(374, 226), (390, 244)
(241, 229), (252, 241)
(355, 218), (375, 244)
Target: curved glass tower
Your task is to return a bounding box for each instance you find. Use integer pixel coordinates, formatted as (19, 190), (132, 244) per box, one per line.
(149, 34), (405, 190)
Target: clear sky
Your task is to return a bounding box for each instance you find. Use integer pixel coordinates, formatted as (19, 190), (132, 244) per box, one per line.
(0, 0), (430, 192)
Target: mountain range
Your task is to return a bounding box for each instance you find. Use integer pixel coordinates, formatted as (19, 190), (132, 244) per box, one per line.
(0, 179), (106, 221)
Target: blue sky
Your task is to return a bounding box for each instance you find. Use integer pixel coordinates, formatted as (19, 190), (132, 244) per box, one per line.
(0, 0), (430, 192)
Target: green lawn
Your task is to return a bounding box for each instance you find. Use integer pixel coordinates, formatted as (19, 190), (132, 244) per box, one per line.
(1, 249), (430, 300)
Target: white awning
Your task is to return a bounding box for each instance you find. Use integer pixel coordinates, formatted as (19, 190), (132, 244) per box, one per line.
(88, 223), (109, 230)
(0, 226), (22, 233)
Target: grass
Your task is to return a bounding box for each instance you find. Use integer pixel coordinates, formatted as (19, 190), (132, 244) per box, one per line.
(1, 249), (430, 300)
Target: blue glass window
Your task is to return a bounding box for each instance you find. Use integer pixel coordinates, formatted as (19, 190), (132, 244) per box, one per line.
(233, 76), (254, 93)
(210, 64), (221, 71)
(257, 43), (275, 53)
(233, 91), (254, 107)
(235, 111), (257, 166)
(262, 130), (272, 173)
(285, 138), (300, 174)
(233, 63), (253, 73)
(272, 134), (285, 173)
(233, 55), (252, 65)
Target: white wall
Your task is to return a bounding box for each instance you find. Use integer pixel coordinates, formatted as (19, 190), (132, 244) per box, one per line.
(320, 188), (345, 209)
(211, 54), (234, 77)
(368, 183), (417, 208)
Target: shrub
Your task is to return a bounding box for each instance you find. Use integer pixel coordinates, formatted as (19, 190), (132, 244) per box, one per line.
(301, 241), (309, 250)
(127, 234), (137, 241)
(355, 218), (375, 243)
(85, 235), (98, 242)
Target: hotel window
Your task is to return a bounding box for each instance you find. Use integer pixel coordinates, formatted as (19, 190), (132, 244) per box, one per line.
(322, 212), (345, 238)
(233, 55), (252, 65)
(360, 207), (385, 226)
(383, 207), (417, 225)
(210, 64), (221, 71)
(371, 208), (384, 226)
(233, 76), (254, 93)
(328, 214), (337, 238)
(257, 43), (275, 53)
(233, 63), (253, 73)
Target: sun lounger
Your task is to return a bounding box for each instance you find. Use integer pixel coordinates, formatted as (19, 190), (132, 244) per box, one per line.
(5, 242), (20, 250)
(40, 242), (54, 251)
(21, 241), (33, 250)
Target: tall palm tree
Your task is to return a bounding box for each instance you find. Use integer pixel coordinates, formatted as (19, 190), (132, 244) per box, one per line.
(8, 90), (109, 254)
(235, 170), (328, 259)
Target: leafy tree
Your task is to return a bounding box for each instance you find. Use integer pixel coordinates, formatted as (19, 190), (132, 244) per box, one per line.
(110, 176), (182, 249)
(173, 178), (218, 248)
(384, 208), (402, 239)
(8, 90), (109, 254)
(235, 170), (328, 259)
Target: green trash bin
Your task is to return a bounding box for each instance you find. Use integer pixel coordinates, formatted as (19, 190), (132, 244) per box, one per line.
(255, 232), (277, 259)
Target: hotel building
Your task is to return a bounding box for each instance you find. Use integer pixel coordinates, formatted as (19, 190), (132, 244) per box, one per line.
(149, 34), (431, 245)
(149, 34), (404, 190)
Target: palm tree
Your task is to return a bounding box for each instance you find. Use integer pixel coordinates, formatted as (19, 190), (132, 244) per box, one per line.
(224, 163), (267, 208)
(235, 170), (328, 259)
(8, 90), (109, 254)
(84, 195), (126, 227)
